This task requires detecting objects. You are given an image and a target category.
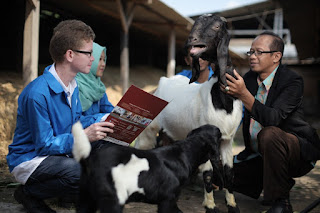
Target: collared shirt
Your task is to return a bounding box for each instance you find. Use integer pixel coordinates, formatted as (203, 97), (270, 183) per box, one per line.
(249, 66), (279, 152)
(49, 64), (77, 107)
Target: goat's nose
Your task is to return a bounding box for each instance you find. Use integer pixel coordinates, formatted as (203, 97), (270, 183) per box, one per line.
(188, 36), (197, 42)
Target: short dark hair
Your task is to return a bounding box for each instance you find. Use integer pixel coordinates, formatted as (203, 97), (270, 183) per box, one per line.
(49, 20), (95, 63)
(258, 31), (284, 56)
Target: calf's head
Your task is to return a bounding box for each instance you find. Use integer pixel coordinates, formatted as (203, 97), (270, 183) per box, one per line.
(187, 14), (232, 85)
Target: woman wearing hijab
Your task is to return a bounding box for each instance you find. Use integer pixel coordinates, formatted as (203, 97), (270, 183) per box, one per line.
(76, 42), (114, 115)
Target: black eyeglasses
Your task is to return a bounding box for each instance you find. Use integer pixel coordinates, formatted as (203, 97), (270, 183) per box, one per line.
(73, 50), (92, 57)
(246, 50), (278, 57)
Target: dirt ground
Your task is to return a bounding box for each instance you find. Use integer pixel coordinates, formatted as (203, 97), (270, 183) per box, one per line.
(0, 67), (320, 213)
(0, 147), (319, 213)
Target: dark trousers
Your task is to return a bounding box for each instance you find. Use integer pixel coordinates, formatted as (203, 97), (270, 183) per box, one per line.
(233, 126), (314, 201)
(24, 155), (81, 200)
(24, 140), (116, 200)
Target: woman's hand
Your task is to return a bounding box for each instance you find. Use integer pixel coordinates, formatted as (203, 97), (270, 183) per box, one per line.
(84, 121), (114, 142)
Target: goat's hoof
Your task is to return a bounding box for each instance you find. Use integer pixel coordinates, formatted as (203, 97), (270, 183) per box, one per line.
(205, 207), (220, 213)
(227, 204), (240, 213)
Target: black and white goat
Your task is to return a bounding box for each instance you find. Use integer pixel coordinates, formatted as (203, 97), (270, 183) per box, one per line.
(134, 14), (242, 213)
(72, 122), (222, 213)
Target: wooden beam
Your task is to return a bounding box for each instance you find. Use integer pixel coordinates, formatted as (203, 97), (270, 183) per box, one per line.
(132, 19), (190, 28)
(228, 29), (290, 36)
(273, 8), (284, 38)
(27, 0), (36, 8)
(23, 0), (40, 86)
(254, 14), (272, 30)
(166, 28), (176, 77)
(138, 3), (173, 24)
(117, 0), (136, 94)
(227, 9), (275, 22)
(92, 0), (151, 3)
(82, 0), (190, 42)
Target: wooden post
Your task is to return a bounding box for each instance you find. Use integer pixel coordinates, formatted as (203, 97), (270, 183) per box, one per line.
(120, 31), (129, 94)
(166, 28), (176, 77)
(23, 0), (40, 86)
(273, 3), (283, 39)
(117, 0), (135, 94)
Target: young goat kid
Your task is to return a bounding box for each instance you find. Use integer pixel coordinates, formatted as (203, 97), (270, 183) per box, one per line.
(72, 122), (222, 213)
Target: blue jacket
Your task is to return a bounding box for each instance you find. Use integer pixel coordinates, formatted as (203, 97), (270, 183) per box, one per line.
(82, 93), (114, 116)
(176, 66), (214, 83)
(7, 66), (105, 172)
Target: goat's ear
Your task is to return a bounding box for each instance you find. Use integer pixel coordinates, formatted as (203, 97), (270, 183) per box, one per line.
(217, 29), (231, 86)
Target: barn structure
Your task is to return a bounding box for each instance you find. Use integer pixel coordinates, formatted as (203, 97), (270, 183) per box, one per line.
(2, 0), (319, 115)
(3, 0), (197, 93)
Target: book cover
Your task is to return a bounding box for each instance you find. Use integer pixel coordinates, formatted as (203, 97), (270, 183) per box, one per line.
(103, 85), (168, 146)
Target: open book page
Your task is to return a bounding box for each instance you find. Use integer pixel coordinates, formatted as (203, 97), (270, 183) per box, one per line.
(103, 85), (168, 146)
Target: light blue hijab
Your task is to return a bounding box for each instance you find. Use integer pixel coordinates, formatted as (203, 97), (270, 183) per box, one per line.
(76, 42), (107, 111)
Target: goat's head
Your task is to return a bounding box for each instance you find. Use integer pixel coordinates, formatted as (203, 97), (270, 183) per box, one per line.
(186, 124), (224, 189)
(187, 14), (232, 85)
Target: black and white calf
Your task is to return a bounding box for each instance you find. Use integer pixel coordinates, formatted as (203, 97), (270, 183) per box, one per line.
(72, 122), (223, 213)
(134, 14), (242, 213)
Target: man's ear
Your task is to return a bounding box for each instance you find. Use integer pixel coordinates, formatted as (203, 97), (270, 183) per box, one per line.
(273, 52), (282, 63)
(65, 49), (74, 62)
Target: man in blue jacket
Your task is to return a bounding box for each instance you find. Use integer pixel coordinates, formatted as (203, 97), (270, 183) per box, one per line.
(6, 20), (114, 213)
(222, 31), (320, 213)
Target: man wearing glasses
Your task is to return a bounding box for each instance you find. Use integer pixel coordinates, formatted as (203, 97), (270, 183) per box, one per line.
(7, 20), (115, 212)
(221, 31), (320, 213)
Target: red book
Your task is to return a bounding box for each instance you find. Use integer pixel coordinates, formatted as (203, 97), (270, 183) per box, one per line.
(104, 85), (168, 146)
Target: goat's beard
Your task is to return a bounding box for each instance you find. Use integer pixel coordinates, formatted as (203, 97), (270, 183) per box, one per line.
(190, 56), (201, 83)
(189, 52), (215, 84)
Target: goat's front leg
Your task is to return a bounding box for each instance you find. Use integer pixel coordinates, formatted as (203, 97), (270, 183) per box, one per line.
(134, 119), (160, 150)
(158, 200), (182, 213)
(220, 140), (240, 213)
(199, 160), (220, 213)
(98, 197), (122, 213)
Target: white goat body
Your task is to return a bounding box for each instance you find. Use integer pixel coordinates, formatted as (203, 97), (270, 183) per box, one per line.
(135, 75), (242, 153)
(134, 74), (243, 212)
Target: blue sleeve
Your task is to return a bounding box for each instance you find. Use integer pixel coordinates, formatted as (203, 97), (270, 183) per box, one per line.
(80, 113), (106, 128)
(26, 95), (74, 156)
(99, 93), (114, 113)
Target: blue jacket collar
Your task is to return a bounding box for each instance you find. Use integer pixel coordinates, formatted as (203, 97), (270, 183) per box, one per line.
(43, 65), (65, 94)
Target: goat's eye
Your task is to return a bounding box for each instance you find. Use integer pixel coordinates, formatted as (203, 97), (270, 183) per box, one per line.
(212, 25), (220, 30)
